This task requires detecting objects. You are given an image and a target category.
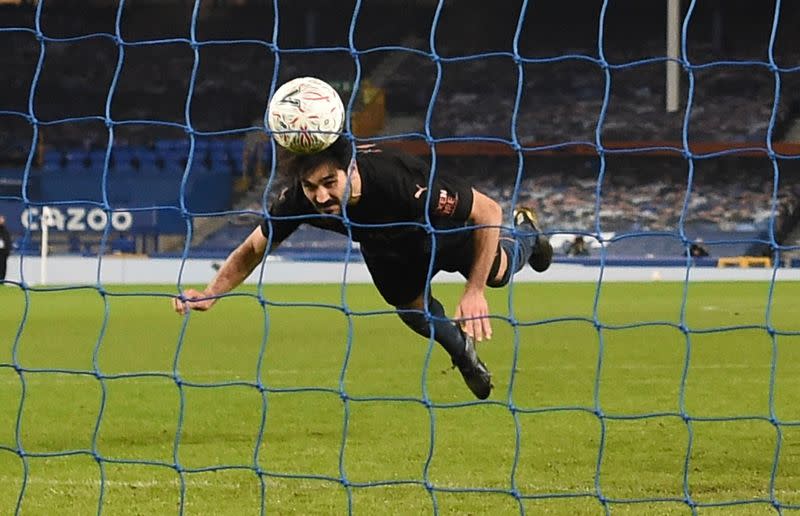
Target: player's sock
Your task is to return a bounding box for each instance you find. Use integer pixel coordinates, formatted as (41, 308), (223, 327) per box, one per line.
(505, 235), (535, 274)
(397, 297), (467, 360)
(514, 207), (553, 272)
(487, 236), (534, 287)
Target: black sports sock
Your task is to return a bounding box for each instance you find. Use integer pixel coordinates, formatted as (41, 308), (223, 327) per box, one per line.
(490, 231), (536, 287)
(397, 297), (465, 360)
(515, 222), (539, 268)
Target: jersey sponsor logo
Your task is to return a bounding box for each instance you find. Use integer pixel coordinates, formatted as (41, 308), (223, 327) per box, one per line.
(356, 143), (382, 154)
(413, 184), (428, 199)
(435, 189), (459, 216)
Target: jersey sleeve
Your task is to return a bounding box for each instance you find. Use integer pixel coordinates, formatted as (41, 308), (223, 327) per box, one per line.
(424, 171), (474, 222)
(394, 152), (474, 223)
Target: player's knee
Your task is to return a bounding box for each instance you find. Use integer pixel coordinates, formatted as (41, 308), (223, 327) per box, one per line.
(487, 264), (512, 288)
(486, 245), (512, 288)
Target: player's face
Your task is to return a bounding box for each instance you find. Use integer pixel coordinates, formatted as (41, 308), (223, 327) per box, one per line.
(301, 163), (348, 215)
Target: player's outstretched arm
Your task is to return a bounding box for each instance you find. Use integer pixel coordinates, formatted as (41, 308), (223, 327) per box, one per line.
(454, 189), (502, 342)
(172, 226), (269, 315)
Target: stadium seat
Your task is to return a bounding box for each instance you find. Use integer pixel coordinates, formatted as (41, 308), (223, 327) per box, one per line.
(155, 139), (190, 152)
(110, 159), (136, 175)
(134, 151), (157, 173)
(159, 147), (187, 161)
(42, 150), (64, 173)
(194, 139), (211, 152)
(161, 158), (186, 174)
(42, 149), (63, 165)
(112, 148), (134, 168)
(209, 139), (227, 152)
(64, 150), (89, 171)
(88, 150), (109, 169)
(227, 139), (245, 159)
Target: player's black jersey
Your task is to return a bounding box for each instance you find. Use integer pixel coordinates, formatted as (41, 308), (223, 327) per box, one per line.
(261, 146), (475, 256)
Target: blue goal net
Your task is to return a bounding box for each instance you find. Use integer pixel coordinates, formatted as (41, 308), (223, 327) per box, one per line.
(1, 0), (800, 514)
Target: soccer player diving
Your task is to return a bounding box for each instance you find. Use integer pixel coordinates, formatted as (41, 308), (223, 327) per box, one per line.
(173, 137), (552, 399)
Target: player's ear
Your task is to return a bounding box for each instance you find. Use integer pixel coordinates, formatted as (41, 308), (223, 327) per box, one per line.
(346, 159), (362, 199)
(347, 158), (357, 176)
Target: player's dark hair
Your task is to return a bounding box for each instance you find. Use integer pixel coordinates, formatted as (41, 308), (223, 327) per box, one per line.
(278, 137), (353, 181)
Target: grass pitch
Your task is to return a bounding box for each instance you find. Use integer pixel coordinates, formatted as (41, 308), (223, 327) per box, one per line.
(1, 280), (800, 515)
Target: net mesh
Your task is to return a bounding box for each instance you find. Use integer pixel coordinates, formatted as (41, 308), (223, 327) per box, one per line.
(1, 0), (799, 514)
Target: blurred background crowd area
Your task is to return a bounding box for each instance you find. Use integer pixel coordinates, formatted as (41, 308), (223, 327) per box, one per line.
(0, 0), (798, 260)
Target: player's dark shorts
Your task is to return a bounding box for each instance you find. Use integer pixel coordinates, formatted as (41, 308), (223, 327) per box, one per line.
(360, 232), (476, 307)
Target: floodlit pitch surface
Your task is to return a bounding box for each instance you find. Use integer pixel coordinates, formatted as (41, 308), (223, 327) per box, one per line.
(1, 281), (799, 514)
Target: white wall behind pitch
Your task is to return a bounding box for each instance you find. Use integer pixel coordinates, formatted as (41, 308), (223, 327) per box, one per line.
(3, 255), (799, 286)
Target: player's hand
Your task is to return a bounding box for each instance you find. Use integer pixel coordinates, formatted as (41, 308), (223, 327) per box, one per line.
(172, 288), (216, 315)
(454, 289), (492, 342)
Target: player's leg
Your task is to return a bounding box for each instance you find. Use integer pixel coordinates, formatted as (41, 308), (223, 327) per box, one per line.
(0, 254), (7, 282)
(396, 294), (464, 358)
(513, 206), (553, 273)
(396, 293), (492, 400)
(361, 250), (492, 399)
(361, 252), (458, 354)
(483, 207), (553, 288)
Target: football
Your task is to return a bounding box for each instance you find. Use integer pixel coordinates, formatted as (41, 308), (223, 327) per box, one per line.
(267, 77), (345, 154)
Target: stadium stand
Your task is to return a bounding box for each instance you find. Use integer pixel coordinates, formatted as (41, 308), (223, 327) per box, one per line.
(0, 0), (798, 260)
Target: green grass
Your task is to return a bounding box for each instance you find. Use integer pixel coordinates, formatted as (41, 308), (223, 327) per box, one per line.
(1, 281), (800, 515)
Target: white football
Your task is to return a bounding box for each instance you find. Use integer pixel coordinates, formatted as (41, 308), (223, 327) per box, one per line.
(267, 77), (345, 154)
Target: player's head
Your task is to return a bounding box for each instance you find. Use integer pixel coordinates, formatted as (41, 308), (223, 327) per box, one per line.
(279, 138), (356, 215)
